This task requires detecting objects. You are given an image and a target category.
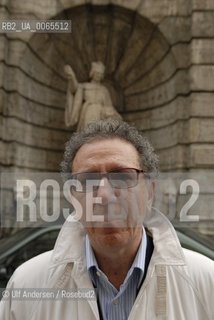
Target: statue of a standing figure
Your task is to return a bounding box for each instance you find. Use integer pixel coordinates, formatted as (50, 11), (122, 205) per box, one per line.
(64, 61), (122, 130)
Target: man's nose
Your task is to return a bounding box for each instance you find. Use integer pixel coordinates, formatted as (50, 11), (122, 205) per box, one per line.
(96, 177), (117, 201)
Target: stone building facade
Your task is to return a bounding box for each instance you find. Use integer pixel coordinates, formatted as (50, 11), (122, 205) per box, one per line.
(0, 0), (214, 230)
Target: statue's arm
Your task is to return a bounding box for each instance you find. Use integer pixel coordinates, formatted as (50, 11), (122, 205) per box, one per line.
(64, 65), (84, 127)
(64, 65), (78, 93)
(65, 85), (83, 127)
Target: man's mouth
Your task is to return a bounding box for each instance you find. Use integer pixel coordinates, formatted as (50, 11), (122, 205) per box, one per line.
(91, 203), (128, 222)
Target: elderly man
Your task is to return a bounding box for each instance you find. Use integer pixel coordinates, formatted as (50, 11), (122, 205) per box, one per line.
(0, 119), (213, 320)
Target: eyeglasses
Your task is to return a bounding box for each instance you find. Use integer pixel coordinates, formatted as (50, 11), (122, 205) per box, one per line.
(70, 168), (146, 193)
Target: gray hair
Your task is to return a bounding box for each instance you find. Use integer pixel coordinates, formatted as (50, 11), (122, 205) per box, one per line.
(60, 119), (159, 180)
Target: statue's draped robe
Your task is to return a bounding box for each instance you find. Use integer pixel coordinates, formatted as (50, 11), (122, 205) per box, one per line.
(65, 82), (121, 130)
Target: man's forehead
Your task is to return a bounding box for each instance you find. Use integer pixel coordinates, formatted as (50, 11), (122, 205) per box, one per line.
(72, 138), (141, 172)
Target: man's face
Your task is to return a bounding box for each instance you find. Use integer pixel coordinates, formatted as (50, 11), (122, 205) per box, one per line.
(72, 138), (153, 251)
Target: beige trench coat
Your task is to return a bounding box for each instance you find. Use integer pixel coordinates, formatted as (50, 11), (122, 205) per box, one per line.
(0, 208), (213, 320)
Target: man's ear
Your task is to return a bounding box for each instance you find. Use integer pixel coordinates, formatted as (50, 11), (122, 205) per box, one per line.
(147, 181), (156, 211)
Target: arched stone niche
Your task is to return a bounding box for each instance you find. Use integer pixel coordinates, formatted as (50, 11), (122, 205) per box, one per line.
(14, 4), (184, 172)
(1, 2), (191, 175)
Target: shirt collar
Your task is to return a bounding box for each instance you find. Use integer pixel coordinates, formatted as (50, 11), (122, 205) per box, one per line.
(127, 227), (147, 275)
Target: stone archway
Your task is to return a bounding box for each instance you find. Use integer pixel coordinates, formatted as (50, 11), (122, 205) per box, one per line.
(16, 4), (182, 173)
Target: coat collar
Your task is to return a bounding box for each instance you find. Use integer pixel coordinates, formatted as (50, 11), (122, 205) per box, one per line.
(144, 207), (185, 265)
(49, 208), (186, 270)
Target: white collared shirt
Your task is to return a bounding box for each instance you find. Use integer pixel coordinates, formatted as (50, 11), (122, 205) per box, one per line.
(85, 227), (147, 320)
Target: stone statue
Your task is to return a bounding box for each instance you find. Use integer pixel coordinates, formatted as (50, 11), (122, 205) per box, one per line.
(64, 61), (122, 130)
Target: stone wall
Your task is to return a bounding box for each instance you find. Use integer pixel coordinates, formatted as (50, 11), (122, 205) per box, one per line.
(0, 0), (214, 228)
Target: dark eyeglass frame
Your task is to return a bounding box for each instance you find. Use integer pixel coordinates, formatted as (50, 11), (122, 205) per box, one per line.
(70, 168), (147, 193)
